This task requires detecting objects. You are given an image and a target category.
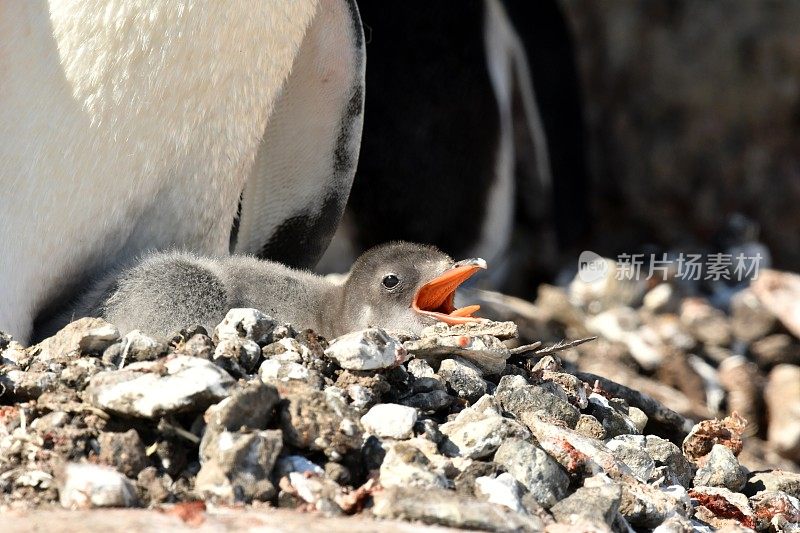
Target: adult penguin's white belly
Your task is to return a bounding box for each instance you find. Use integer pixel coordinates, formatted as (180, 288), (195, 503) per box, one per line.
(0, 1), (365, 344)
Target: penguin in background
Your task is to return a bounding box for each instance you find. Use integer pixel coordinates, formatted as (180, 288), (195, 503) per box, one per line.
(1, 1), (365, 344)
(317, 0), (590, 298)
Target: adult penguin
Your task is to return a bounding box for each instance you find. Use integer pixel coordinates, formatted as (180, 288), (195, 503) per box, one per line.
(1, 1), (365, 344)
(318, 0), (589, 296)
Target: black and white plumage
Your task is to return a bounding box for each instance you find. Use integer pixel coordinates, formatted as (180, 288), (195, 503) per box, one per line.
(56, 242), (486, 340)
(1, 0), (364, 344)
(318, 0), (589, 293)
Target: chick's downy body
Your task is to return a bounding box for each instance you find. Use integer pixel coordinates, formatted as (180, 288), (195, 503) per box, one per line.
(63, 242), (485, 339)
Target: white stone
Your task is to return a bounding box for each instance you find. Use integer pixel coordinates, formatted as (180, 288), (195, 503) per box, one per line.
(276, 455), (325, 477)
(439, 395), (530, 459)
(58, 463), (138, 509)
(475, 473), (523, 513)
(259, 359), (309, 382)
(379, 441), (449, 489)
(214, 337), (261, 371)
(643, 283), (679, 314)
(87, 355), (235, 418)
(361, 403), (418, 439)
(214, 308), (275, 344)
(288, 471), (325, 504)
(324, 328), (406, 370)
(346, 384), (373, 409)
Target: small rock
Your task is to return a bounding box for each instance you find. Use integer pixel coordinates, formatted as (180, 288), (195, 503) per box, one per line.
(205, 381), (279, 433)
(280, 388), (363, 459)
(569, 258), (647, 311)
(540, 370), (589, 410)
(275, 455), (325, 477)
(584, 307), (640, 342)
(0, 369), (58, 401)
(259, 358), (321, 387)
(360, 403), (417, 440)
(628, 406), (649, 433)
(59, 357), (106, 390)
(30, 411), (70, 431)
(493, 438), (569, 508)
(414, 418), (443, 443)
(652, 513), (695, 533)
(213, 337), (261, 375)
(196, 429), (283, 503)
(764, 364), (800, 462)
(58, 463), (138, 509)
(412, 377), (446, 394)
(438, 357), (487, 404)
(105, 330), (168, 367)
(174, 333), (215, 359)
(345, 383), (374, 408)
(453, 461), (504, 496)
(399, 390), (453, 412)
(496, 375), (580, 429)
(575, 414), (607, 440)
(262, 337), (310, 362)
(679, 297), (732, 346)
(0, 331), (11, 351)
(619, 479), (692, 528)
(694, 444), (747, 492)
(324, 329), (406, 370)
(136, 467), (171, 504)
(644, 436), (695, 488)
(730, 288), (776, 343)
(378, 441), (449, 489)
(0, 340), (29, 366)
(420, 320), (519, 341)
(550, 481), (622, 528)
(751, 269), (800, 339)
(744, 470), (800, 499)
(474, 473), (524, 513)
(373, 485), (544, 531)
(585, 393), (640, 437)
(749, 490), (800, 531)
(213, 308), (276, 345)
(523, 415), (631, 478)
(406, 358), (437, 380)
(683, 413), (747, 462)
(439, 395), (530, 459)
(284, 471), (345, 513)
(98, 430), (149, 478)
(643, 283), (681, 314)
(403, 334), (509, 375)
(718, 356), (764, 436)
(35, 318), (120, 363)
(606, 435), (656, 482)
(86, 355), (235, 418)
(324, 462), (351, 486)
(689, 486), (756, 530)
(750, 333), (800, 368)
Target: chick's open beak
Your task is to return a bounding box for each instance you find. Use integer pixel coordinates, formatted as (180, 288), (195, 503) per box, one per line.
(412, 258), (486, 324)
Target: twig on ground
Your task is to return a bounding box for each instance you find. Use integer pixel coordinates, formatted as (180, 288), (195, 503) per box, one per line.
(509, 336), (597, 357)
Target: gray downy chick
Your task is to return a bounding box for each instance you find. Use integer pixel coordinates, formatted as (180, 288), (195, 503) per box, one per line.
(60, 242), (486, 339)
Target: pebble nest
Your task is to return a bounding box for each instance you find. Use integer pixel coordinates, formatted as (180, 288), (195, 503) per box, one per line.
(1, 271), (799, 532)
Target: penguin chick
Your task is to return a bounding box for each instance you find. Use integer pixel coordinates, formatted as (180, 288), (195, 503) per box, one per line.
(67, 242), (486, 339)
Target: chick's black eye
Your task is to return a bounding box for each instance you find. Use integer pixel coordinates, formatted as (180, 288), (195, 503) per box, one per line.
(382, 274), (400, 289)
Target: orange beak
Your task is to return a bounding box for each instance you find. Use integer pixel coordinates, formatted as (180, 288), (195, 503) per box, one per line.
(412, 258), (486, 324)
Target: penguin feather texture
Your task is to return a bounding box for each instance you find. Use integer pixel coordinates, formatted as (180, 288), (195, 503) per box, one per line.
(0, 1), (363, 343)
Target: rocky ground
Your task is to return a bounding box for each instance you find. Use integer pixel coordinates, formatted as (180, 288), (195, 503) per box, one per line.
(1, 269), (799, 532)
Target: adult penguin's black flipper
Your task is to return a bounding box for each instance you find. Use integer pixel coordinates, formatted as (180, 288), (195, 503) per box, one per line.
(233, 0), (365, 268)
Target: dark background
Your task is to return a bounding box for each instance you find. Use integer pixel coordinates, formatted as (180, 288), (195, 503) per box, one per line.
(564, 1), (800, 270)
